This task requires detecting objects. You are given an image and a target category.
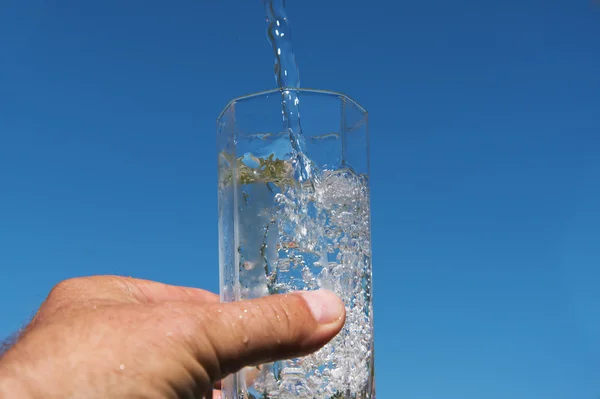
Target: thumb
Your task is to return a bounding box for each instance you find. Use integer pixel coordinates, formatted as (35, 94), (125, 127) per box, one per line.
(198, 290), (345, 380)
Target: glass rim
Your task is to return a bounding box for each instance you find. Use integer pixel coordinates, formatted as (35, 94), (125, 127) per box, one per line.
(217, 88), (367, 122)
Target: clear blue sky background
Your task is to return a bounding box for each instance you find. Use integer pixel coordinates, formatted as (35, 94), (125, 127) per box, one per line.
(1, 0), (599, 398)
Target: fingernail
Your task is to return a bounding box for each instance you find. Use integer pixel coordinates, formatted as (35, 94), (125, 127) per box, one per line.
(298, 290), (344, 324)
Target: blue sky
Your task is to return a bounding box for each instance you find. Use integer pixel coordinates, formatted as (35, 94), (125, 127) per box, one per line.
(1, 0), (599, 398)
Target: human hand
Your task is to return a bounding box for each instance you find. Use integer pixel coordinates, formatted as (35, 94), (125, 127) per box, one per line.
(0, 276), (345, 399)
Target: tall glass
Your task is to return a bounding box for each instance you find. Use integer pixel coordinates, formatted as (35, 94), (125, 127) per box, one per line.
(217, 89), (374, 399)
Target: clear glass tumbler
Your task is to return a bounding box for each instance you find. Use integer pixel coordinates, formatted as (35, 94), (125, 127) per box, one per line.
(217, 89), (374, 399)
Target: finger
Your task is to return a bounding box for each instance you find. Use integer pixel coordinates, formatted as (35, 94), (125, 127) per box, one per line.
(45, 276), (219, 305)
(117, 277), (220, 304)
(34, 276), (219, 326)
(192, 290), (345, 380)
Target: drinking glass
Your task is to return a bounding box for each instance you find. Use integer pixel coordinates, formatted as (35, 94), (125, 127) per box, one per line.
(217, 89), (374, 399)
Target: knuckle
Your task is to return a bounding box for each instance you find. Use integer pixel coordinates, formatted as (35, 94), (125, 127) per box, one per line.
(261, 296), (309, 345)
(47, 277), (83, 301)
(34, 278), (86, 324)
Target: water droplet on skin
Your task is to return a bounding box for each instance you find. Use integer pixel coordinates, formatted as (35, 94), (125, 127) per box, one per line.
(119, 364), (125, 371)
(239, 315), (244, 319)
(242, 336), (249, 345)
(166, 331), (173, 337)
(243, 309), (248, 313)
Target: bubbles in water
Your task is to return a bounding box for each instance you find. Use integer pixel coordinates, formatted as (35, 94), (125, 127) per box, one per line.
(236, 163), (373, 398)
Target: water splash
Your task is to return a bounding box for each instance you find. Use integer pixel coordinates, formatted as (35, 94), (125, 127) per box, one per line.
(263, 0), (314, 183)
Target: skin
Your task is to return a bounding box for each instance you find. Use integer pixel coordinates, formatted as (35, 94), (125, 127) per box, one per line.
(0, 275), (345, 399)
